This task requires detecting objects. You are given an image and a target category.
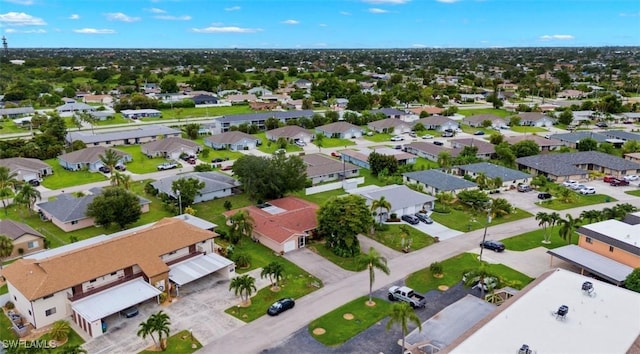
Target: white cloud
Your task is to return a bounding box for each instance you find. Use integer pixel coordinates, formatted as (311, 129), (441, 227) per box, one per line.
(340, 11), (351, 16)
(436, 0), (460, 3)
(68, 14), (80, 20)
(0, 12), (45, 26)
(368, 8), (389, 13)
(412, 43), (427, 48)
(73, 28), (116, 34)
(105, 12), (141, 22)
(225, 6), (241, 11)
(149, 8), (166, 14)
(281, 19), (299, 25)
(5, 28), (45, 33)
(191, 26), (262, 33)
(4, 0), (34, 5)
(362, 0), (409, 4)
(539, 34), (574, 41)
(319, 23), (327, 27)
(154, 15), (191, 20)
(620, 12), (639, 17)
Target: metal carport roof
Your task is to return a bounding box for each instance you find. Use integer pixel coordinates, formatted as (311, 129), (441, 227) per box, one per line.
(169, 253), (234, 286)
(72, 279), (162, 322)
(547, 245), (633, 285)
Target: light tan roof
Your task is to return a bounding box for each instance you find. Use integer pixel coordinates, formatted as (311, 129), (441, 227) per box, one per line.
(58, 147), (129, 164)
(2, 218), (216, 300)
(266, 125), (312, 139)
(141, 137), (201, 154)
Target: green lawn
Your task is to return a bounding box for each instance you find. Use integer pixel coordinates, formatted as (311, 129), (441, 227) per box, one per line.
(0, 283), (7, 295)
(38, 328), (85, 353)
(158, 105), (254, 119)
(94, 114), (131, 126)
(625, 190), (640, 197)
(537, 194), (616, 210)
(459, 125), (492, 135)
(510, 126), (548, 133)
(0, 310), (18, 341)
(254, 132), (303, 154)
(457, 109), (513, 118)
(362, 133), (392, 142)
(308, 296), (393, 346)
(139, 330), (202, 354)
(501, 226), (578, 251)
(114, 145), (181, 174)
(41, 159), (108, 190)
(430, 205), (532, 232)
(406, 253), (534, 293)
(366, 224), (436, 252)
(319, 137), (356, 148)
(412, 157), (441, 170)
(0, 121), (28, 134)
(192, 193), (254, 227)
(293, 188), (347, 206)
(223, 242), (323, 322)
(308, 241), (363, 271)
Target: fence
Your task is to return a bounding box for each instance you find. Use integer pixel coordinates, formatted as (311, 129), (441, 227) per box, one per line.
(305, 177), (365, 195)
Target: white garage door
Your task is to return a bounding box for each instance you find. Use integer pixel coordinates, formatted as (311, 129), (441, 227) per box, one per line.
(283, 240), (296, 253)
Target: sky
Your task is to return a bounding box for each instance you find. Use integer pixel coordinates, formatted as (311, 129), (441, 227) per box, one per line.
(0, 0), (639, 49)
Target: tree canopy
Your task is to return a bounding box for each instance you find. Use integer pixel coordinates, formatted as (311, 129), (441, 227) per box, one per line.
(232, 154), (307, 200)
(86, 187), (142, 229)
(317, 194), (372, 257)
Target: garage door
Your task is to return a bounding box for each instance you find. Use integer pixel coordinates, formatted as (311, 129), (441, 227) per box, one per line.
(283, 240), (296, 253)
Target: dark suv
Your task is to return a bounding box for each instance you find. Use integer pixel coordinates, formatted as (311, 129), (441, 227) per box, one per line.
(538, 192), (552, 200)
(401, 214), (420, 225)
(480, 240), (505, 252)
(414, 213), (433, 224)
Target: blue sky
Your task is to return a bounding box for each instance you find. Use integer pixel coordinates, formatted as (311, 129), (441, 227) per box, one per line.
(0, 0), (638, 48)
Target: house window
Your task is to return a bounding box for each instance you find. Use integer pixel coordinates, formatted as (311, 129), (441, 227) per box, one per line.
(585, 237), (592, 244)
(28, 241), (39, 249)
(111, 272), (117, 276)
(328, 173), (335, 178)
(169, 251), (177, 255)
(609, 246), (614, 252)
(71, 220), (78, 225)
(89, 279), (97, 283)
(45, 308), (56, 316)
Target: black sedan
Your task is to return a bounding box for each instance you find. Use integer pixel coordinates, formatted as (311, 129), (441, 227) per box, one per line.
(401, 214), (420, 225)
(414, 213), (433, 224)
(267, 298), (295, 316)
(480, 240), (505, 252)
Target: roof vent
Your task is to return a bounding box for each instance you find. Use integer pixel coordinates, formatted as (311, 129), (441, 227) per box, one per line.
(553, 305), (569, 321)
(582, 281), (596, 297)
(518, 344), (534, 354)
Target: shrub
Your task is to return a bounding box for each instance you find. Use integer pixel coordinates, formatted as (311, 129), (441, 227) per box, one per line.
(429, 261), (443, 275)
(144, 182), (158, 196)
(5, 301), (15, 310)
(159, 292), (168, 303)
(194, 164), (214, 172)
(223, 200), (233, 211)
(234, 252), (251, 268)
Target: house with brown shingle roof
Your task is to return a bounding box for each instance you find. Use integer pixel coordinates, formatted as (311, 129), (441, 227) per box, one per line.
(302, 153), (359, 185)
(1, 218), (233, 339)
(204, 131), (262, 151)
(57, 146), (131, 172)
(0, 157), (53, 182)
(224, 197), (318, 254)
(0, 219), (46, 258)
(504, 135), (564, 152)
(141, 137), (202, 159)
(449, 138), (496, 159)
(266, 126), (314, 144)
(408, 106), (444, 116)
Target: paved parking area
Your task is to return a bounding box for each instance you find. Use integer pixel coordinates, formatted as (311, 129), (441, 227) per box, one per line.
(283, 248), (354, 285)
(409, 220), (464, 241)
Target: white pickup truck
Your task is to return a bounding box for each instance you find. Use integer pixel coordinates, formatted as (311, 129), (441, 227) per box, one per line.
(157, 162), (178, 171)
(388, 285), (426, 308)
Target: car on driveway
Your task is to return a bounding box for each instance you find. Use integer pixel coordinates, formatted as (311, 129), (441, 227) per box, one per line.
(390, 136), (404, 142)
(603, 175), (616, 183)
(295, 140), (306, 147)
(28, 179), (40, 186)
(623, 175), (639, 181)
(517, 184), (532, 192)
(562, 180), (578, 187)
(98, 166), (111, 173)
(595, 122), (608, 128)
(611, 178), (629, 186)
(267, 298), (295, 316)
(157, 162), (178, 171)
(480, 240), (505, 252)
(579, 186), (596, 194)
(538, 192), (552, 200)
(414, 213), (433, 224)
(401, 214), (420, 225)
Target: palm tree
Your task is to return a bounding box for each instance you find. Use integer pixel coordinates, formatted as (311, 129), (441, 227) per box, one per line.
(49, 320), (71, 342)
(229, 274), (257, 306)
(548, 212), (561, 232)
(137, 317), (158, 349)
(386, 302), (422, 354)
(475, 172), (489, 190)
(59, 345), (88, 354)
(99, 149), (121, 172)
(535, 212), (552, 244)
(558, 213), (579, 244)
(437, 151), (451, 170)
(14, 183), (41, 215)
(0, 235), (13, 269)
(228, 210), (255, 244)
(0, 166), (19, 215)
(580, 209), (602, 224)
(260, 261), (285, 289)
(371, 196), (391, 224)
(357, 247), (391, 305)
(110, 171), (132, 189)
(149, 311), (171, 351)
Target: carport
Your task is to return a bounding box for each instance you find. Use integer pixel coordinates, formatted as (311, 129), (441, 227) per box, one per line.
(547, 245), (634, 286)
(169, 253), (234, 296)
(71, 279), (162, 338)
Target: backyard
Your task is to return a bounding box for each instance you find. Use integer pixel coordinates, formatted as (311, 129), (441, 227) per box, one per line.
(254, 132), (303, 154)
(115, 145), (184, 174)
(41, 159), (108, 190)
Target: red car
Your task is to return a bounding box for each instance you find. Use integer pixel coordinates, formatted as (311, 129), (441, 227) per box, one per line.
(603, 175), (616, 183)
(331, 152), (341, 158)
(221, 165), (233, 171)
(610, 179), (629, 186)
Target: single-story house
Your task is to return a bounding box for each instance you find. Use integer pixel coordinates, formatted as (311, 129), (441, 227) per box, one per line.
(56, 102), (95, 114)
(248, 87), (272, 96)
(58, 147), (131, 172)
(516, 151), (640, 182)
(225, 94), (258, 103)
(408, 106), (444, 117)
(413, 116), (459, 132)
(349, 184), (436, 219)
(0, 107), (35, 119)
(266, 126), (314, 144)
(0, 219), (46, 259)
(453, 162), (531, 188)
(293, 79), (313, 90)
(449, 138), (496, 159)
(83, 95), (114, 106)
(302, 153), (360, 185)
(403, 142), (458, 162)
(549, 132), (615, 149)
(341, 147), (417, 169)
(0, 157), (53, 182)
(224, 197), (318, 253)
(403, 169), (478, 195)
(367, 118), (413, 135)
(216, 110), (314, 132)
(621, 112), (640, 123)
(624, 152), (640, 163)
(204, 131), (261, 151)
(141, 137), (202, 159)
(120, 109), (162, 119)
(85, 111), (115, 121)
(462, 114), (507, 128)
(504, 135), (564, 152)
(150, 172), (241, 203)
(601, 130), (640, 142)
(37, 187), (150, 232)
(370, 108), (412, 121)
(315, 122), (363, 139)
(65, 125), (181, 147)
(192, 94), (219, 105)
(518, 112), (555, 127)
(1, 218), (231, 339)
(557, 89), (586, 99)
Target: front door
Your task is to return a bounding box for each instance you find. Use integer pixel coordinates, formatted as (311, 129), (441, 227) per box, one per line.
(298, 235), (306, 248)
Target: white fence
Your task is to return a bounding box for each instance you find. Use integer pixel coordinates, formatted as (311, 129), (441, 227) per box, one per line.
(305, 177), (365, 195)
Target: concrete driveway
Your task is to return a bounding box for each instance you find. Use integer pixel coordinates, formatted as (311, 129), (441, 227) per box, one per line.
(408, 219), (464, 241)
(283, 248), (353, 285)
(468, 246), (580, 278)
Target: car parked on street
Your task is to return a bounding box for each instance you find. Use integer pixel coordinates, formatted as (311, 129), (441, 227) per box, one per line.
(401, 214), (420, 225)
(595, 122), (608, 128)
(473, 131), (485, 136)
(421, 134), (434, 139)
(414, 213), (433, 224)
(480, 240), (505, 252)
(267, 298), (295, 316)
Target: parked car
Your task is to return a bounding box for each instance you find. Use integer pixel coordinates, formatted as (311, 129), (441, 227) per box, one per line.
(623, 175), (639, 181)
(157, 162), (178, 171)
(120, 306), (139, 318)
(186, 157), (196, 165)
(538, 192), (552, 200)
(394, 145), (402, 150)
(480, 240), (505, 252)
(212, 158), (224, 163)
(603, 175), (616, 183)
(115, 163), (126, 171)
(579, 186), (596, 195)
(421, 134), (434, 139)
(401, 214), (420, 225)
(517, 184), (532, 192)
(267, 298), (295, 316)
(570, 183), (587, 191)
(295, 140), (306, 147)
(562, 180), (578, 187)
(390, 135), (404, 142)
(220, 165), (233, 171)
(98, 166), (111, 173)
(433, 141), (444, 146)
(595, 122), (608, 128)
(442, 131), (455, 137)
(331, 152), (340, 158)
(473, 130), (485, 136)
(27, 179), (40, 186)
(388, 286), (426, 308)
(409, 132), (417, 138)
(414, 213), (433, 224)
(611, 178), (629, 186)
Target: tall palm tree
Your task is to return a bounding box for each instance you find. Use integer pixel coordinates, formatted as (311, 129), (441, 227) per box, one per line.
(14, 183), (41, 215)
(110, 172), (132, 189)
(229, 274), (257, 306)
(548, 212), (561, 232)
(580, 209), (602, 224)
(260, 261), (285, 289)
(149, 310), (171, 351)
(535, 212), (552, 244)
(99, 149), (121, 172)
(386, 302), (422, 354)
(558, 213), (579, 244)
(0, 166), (19, 215)
(228, 210), (255, 244)
(0, 235), (14, 269)
(49, 320), (71, 342)
(437, 151), (451, 170)
(357, 247), (391, 305)
(137, 317), (158, 349)
(371, 196), (391, 224)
